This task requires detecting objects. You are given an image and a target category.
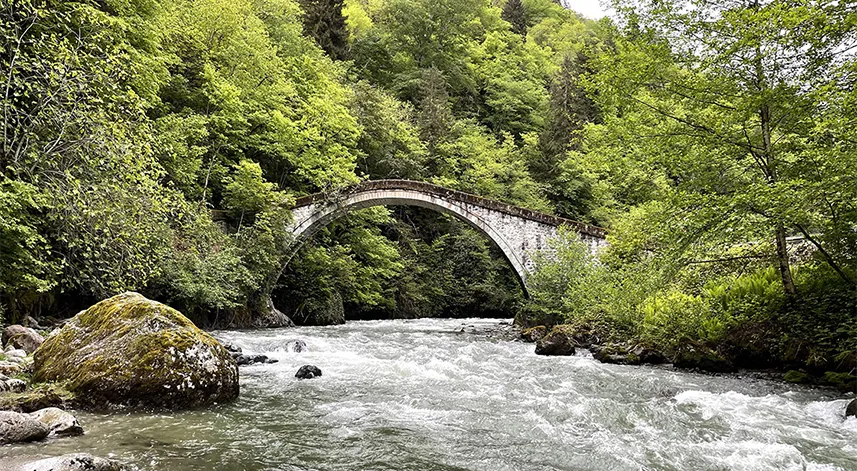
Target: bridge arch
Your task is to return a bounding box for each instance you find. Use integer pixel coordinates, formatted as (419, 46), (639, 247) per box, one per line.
(287, 180), (608, 293)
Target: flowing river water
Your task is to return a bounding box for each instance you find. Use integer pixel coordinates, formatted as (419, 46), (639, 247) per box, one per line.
(2, 318), (856, 470)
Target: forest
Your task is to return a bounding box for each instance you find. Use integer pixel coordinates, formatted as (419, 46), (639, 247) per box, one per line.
(1, 0), (855, 378)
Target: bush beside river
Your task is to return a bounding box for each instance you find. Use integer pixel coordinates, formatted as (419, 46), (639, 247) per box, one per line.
(518, 229), (856, 388)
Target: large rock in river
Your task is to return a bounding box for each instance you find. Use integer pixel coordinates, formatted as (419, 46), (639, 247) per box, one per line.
(0, 411), (49, 444)
(534, 325), (577, 356)
(846, 399), (857, 418)
(672, 345), (737, 373)
(29, 407), (83, 437)
(33, 292), (239, 410)
(521, 326), (547, 343)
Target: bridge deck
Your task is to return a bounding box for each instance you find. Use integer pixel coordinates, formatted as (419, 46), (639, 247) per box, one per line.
(293, 179), (607, 239)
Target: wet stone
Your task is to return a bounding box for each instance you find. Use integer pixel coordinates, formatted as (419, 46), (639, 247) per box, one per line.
(295, 365), (322, 380)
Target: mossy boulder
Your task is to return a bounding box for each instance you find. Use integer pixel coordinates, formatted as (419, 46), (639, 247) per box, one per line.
(672, 345), (737, 373)
(590, 343), (665, 365)
(535, 325), (577, 356)
(521, 326), (547, 343)
(32, 292), (239, 410)
(591, 344), (630, 364)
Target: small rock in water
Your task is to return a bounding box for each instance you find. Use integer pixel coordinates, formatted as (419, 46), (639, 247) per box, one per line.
(0, 410), (50, 444)
(29, 407), (83, 437)
(0, 374), (26, 393)
(1, 453), (128, 471)
(295, 365), (322, 379)
(221, 342), (242, 355)
(286, 339), (307, 353)
(460, 324), (474, 333)
(235, 354), (277, 366)
(846, 399), (857, 418)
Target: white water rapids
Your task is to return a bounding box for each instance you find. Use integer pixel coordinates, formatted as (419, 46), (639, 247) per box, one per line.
(2, 318), (856, 470)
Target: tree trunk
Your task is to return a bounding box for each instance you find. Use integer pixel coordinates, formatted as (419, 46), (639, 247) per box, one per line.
(775, 224), (797, 296)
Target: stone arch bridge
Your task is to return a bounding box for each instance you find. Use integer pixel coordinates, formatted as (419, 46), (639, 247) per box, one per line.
(287, 180), (607, 292)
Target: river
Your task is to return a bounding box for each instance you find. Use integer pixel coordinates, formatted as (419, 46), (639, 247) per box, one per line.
(2, 318), (856, 470)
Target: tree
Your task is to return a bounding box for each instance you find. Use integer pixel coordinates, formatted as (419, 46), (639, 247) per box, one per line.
(351, 81), (427, 179)
(502, 0), (527, 36)
(417, 67), (455, 162)
(299, 0), (350, 60)
(588, 0), (857, 294)
(360, 0), (491, 101)
(534, 53), (600, 219)
(539, 54), (598, 164)
(0, 178), (56, 317)
(471, 30), (553, 137)
(222, 160), (279, 231)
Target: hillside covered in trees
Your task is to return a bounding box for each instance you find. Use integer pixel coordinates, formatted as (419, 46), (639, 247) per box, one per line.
(1, 0), (855, 376)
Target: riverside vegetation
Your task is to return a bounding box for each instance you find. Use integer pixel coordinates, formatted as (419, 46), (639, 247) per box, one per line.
(0, 0), (855, 392)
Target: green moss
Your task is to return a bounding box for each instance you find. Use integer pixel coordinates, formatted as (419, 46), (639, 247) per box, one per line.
(784, 370), (810, 383)
(822, 371), (857, 392)
(0, 381), (77, 413)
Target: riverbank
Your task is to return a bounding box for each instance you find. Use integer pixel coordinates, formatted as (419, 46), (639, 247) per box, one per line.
(455, 319), (856, 395)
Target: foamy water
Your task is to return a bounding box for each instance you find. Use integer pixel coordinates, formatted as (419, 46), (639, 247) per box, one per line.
(2, 318), (855, 470)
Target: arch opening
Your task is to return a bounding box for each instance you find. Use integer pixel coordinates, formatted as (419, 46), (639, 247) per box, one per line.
(288, 189), (532, 293)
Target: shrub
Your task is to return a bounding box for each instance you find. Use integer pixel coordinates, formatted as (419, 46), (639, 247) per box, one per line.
(639, 291), (724, 351)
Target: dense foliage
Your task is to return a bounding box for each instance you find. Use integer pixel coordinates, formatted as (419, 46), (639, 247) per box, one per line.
(0, 0), (600, 323)
(1, 0), (854, 379)
(520, 0), (857, 378)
